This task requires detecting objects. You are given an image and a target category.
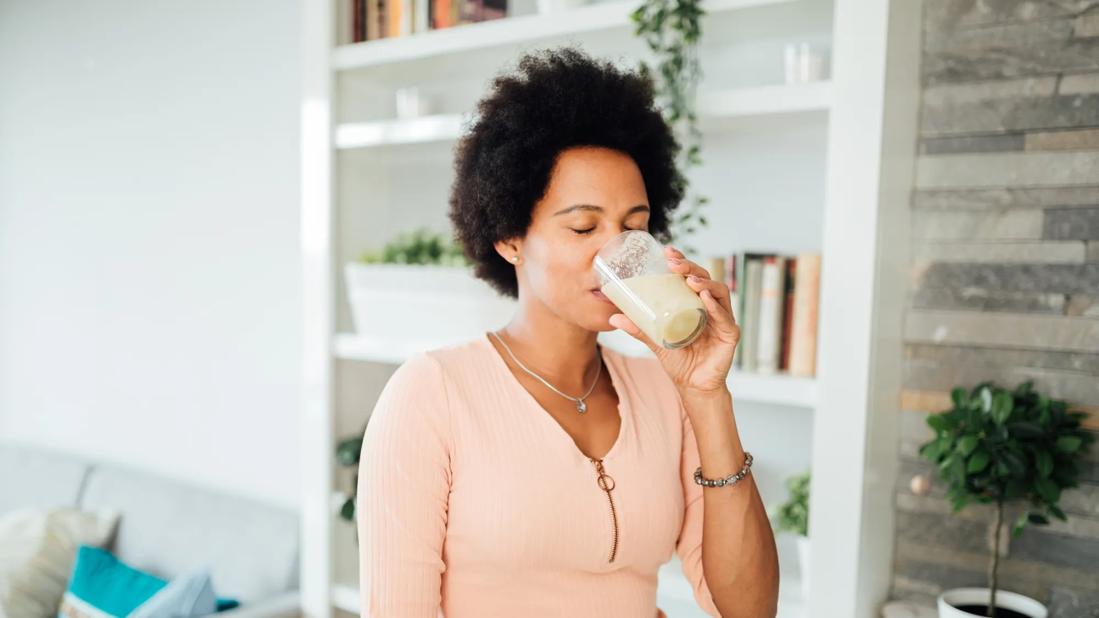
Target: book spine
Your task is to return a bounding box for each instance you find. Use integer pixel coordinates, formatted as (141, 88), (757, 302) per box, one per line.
(352, 0), (365, 42)
(742, 258), (763, 372)
(789, 252), (821, 377)
(780, 257), (797, 371)
(756, 256), (785, 374)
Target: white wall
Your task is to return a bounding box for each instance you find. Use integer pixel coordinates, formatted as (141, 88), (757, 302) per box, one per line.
(0, 0), (302, 508)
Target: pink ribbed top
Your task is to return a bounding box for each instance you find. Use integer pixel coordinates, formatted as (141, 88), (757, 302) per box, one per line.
(357, 332), (721, 618)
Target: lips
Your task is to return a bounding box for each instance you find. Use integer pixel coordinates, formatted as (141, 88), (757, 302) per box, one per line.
(591, 289), (613, 303)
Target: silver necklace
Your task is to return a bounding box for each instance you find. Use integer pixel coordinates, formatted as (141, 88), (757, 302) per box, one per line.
(489, 330), (602, 414)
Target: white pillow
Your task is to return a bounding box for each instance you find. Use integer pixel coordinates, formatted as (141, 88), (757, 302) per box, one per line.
(0, 507), (120, 617)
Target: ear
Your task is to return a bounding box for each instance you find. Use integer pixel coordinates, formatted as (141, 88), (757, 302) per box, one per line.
(494, 238), (522, 263)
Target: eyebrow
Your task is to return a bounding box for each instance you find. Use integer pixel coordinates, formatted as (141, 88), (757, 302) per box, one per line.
(553, 204), (650, 216)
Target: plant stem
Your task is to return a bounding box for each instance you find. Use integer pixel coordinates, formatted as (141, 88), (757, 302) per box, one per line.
(987, 500), (1002, 618)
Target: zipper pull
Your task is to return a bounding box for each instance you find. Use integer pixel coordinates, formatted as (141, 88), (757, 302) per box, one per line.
(591, 458), (616, 491)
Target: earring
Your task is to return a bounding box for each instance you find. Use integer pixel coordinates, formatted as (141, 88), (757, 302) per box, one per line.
(511, 255), (520, 263)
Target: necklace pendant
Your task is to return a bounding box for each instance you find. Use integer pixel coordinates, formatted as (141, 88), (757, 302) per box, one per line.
(576, 399), (587, 414)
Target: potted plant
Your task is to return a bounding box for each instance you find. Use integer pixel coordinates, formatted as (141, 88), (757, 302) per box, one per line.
(344, 227), (515, 345)
(918, 379), (1095, 618)
(771, 470), (810, 601)
(630, 0), (710, 256)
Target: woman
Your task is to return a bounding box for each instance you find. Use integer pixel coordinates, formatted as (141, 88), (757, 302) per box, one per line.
(357, 46), (779, 618)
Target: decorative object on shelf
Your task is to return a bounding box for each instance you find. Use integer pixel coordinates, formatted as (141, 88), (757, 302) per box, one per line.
(346, 227), (515, 348)
(536, 0), (589, 14)
(629, 0), (708, 256)
(783, 41), (829, 84)
(918, 380), (1094, 618)
(395, 86), (435, 119)
(770, 470), (810, 602)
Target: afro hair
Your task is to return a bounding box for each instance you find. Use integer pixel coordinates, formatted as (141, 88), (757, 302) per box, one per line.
(447, 45), (685, 299)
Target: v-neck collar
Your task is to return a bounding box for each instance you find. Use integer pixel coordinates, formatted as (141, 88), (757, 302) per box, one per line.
(480, 331), (629, 463)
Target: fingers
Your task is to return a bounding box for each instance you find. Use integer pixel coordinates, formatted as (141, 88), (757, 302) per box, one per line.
(608, 313), (661, 354)
(665, 246), (713, 280)
(686, 274), (733, 318)
(698, 287), (740, 338)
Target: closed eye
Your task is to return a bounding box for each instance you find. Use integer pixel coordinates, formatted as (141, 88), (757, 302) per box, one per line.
(571, 228), (596, 235)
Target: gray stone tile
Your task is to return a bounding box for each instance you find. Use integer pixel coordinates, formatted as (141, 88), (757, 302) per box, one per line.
(1044, 207), (1099, 240)
(1076, 11), (1099, 37)
(902, 358), (1099, 406)
(895, 510), (990, 554)
(924, 19), (1099, 85)
(913, 186), (1099, 210)
(921, 93), (1099, 136)
(1089, 241), (1099, 261)
(904, 309), (1099, 352)
(911, 240), (1087, 262)
(1060, 71), (1099, 94)
(903, 342), (1099, 375)
(1010, 526), (1099, 571)
(923, 76), (1057, 107)
(911, 209), (1043, 239)
(916, 152), (1099, 189)
(921, 133), (1024, 155)
(924, 0), (1099, 31)
(1026, 127), (1099, 151)
(911, 286), (1066, 313)
(917, 262), (1099, 294)
(1048, 586), (1099, 618)
(1067, 294), (1099, 317)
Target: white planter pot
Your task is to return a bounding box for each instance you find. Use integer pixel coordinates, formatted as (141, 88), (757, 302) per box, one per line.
(937, 588), (1047, 618)
(795, 536), (810, 602)
(344, 263), (516, 347)
(537, 0), (588, 13)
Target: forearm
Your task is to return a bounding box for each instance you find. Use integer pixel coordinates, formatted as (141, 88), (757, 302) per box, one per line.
(681, 388), (780, 618)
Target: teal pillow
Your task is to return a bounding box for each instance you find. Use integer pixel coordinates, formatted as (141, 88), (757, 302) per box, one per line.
(59, 545), (239, 618)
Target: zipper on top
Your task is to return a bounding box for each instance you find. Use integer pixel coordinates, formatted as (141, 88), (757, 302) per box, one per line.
(590, 457), (619, 563)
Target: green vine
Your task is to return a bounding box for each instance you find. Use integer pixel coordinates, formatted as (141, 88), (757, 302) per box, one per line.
(630, 0), (709, 256)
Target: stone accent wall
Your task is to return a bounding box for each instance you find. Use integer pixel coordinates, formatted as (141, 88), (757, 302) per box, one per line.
(892, 1), (1099, 615)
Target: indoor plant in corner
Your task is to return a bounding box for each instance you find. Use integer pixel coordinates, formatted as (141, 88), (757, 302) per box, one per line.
(918, 379), (1094, 618)
(771, 471), (810, 602)
(344, 227), (515, 347)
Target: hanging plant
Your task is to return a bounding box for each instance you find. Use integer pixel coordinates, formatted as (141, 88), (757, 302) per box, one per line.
(630, 0), (709, 256)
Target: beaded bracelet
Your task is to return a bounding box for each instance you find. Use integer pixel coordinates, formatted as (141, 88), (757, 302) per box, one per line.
(694, 451), (754, 488)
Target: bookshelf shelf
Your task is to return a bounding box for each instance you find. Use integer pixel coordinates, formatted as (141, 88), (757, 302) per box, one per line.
(335, 81), (831, 149)
(332, 332), (818, 408)
(332, 0), (793, 70)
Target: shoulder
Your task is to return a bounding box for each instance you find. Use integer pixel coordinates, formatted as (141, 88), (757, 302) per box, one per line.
(382, 336), (486, 398)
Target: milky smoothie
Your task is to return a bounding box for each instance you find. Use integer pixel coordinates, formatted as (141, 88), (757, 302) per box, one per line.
(601, 272), (706, 348)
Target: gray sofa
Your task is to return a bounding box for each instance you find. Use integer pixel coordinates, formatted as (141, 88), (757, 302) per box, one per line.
(0, 442), (300, 618)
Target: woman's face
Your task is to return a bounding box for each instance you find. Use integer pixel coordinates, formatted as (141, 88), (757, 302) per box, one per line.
(498, 146), (652, 333)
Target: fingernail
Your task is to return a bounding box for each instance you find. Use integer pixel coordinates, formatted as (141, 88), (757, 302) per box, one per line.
(688, 275), (700, 282)
(669, 257), (682, 265)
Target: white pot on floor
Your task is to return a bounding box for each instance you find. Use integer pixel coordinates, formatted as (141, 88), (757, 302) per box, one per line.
(937, 587), (1047, 618)
(795, 535), (810, 602)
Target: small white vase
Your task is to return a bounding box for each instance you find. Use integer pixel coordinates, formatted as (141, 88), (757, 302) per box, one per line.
(795, 535), (810, 602)
(937, 587), (1047, 618)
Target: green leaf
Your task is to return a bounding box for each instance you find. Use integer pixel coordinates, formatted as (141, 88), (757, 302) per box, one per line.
(1056, 436), (1082, 453)
(926, 414), (949, 433)
(1027, 512), (1050, 525)
(1049, 505), (1067, 521)
(336, 436), (364, 466)
(1035, 477), (1060, 504)
(339, 496), (356, 522)
(979, 386), (993, 414)
(967, 449), (990, 473)
(957, 435), (979, 456)
(1036, 450), (1053, 478)
(950, 387), (968, 409)
(991, 391), (1013, 425)
(1008, 421), (1045, 439)
(1011, 510), (1028, 537)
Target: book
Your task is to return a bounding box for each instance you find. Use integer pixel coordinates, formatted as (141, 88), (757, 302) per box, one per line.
(788, 252), (821, 377)
(741, 257), (764, 372)
(779, 257), (797, 371)
(756, 256), (786, 374)
(353, 0), (365, 41)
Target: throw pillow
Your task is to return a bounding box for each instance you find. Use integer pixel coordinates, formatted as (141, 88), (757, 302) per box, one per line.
(0, 507), (119, 618)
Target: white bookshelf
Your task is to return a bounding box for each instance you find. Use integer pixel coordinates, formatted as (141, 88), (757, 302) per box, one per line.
(301, 0), (922, 616)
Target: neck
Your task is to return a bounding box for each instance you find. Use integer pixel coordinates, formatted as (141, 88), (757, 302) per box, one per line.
(495, 295), (602, 393)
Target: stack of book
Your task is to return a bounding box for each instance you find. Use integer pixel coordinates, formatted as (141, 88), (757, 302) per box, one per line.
(706, 251), (821, 377)
(350, 0), (507, 41)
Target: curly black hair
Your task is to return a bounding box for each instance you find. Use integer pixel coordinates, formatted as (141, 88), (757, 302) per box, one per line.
(447, 45), (685, 299)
